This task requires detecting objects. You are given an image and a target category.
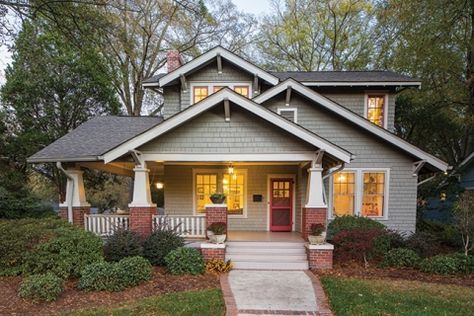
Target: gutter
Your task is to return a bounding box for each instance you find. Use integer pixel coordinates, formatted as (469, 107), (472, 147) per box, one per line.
(56, 162), (74, 223)
(321, 163), (346, 204)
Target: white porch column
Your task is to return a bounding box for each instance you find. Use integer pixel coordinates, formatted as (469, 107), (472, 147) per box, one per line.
(59, 169), (90, 208)
(305, 167), (326, 208)
(129, 164), (156, 207)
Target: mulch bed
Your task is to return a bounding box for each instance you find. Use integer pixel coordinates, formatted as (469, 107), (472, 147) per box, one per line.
(316, 264), (474, 287)
(0, 267), (221, 316)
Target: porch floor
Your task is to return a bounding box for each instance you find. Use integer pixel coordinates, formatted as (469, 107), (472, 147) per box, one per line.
(227, 231), (304, 242)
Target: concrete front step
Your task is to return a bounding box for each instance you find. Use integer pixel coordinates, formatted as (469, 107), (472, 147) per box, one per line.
(231, 261), (309, 270)
(226, 241), (305, 248)
(226, 253), (307, 262)
(226, 247), (306, 255)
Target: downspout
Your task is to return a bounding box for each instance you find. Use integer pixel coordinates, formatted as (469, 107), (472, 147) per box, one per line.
(56, 162), (74, 223)
(321, 163), (346, 204)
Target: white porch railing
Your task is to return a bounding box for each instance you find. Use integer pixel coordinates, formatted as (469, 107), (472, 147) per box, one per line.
(84, 214), (129, 237)
(153, 215), (206, 238)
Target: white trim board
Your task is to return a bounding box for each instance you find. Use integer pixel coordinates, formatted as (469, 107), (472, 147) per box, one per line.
(102, 88), (353, 164)
(301, 81), (421, 87)
(157, 46), (279, 87)
(254, 79), (448, 172)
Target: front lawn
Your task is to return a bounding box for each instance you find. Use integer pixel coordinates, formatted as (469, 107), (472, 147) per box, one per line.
(69, 288), (224, 316)
(321, 275), (474, 316)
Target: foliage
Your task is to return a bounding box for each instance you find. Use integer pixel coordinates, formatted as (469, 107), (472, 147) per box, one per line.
(104, 229), (143, 262)
(332, 228), (385, 267)
(116, 256), (153, 287)
(310, 223), (325, 236)
(453, 191), (474, 255)
(420, 253), (474, 275)
(205, 259), (233, 273)
(327, 215), (385, 239)
(0, 186), (56, 219)
(405, 232), (440, 258)
(18, 272), (63, 302)
(143, 225), (184, 266)
(207, 222), (227, 235)
(380, 248), (421, 268)
(165, 247), (205, 275)
(86, 176), (131, 212)
(417, 219), (462, 248)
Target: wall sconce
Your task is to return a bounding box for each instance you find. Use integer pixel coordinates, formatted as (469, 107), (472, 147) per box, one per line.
(156, 182), (164, 190)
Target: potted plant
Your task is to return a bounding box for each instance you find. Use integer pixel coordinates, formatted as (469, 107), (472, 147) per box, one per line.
(210, 193), (226, 204)
(207, 222), (227, 244)
(308, 223), (326, 245)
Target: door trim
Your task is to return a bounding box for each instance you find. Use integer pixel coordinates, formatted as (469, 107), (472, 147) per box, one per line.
(266, 174), (296, 232)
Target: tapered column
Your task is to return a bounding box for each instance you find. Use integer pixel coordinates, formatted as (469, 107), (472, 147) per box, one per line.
(302, 167), (327, 240)
(59, 169), (90, 226)
(129, 164), (156, 237)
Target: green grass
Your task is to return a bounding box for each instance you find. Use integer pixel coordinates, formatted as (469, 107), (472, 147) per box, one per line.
(68, 288), (225, 316)
(321, 276), (474, 316)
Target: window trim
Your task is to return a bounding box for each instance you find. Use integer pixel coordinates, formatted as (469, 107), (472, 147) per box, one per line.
(277, 107), (298, 123)
(192, 85), (209, 104)
(192, 168), (248, 218)
(364, 92), (388, 129)
(328, 168), (390, 220)
(190, 82), (253, 104)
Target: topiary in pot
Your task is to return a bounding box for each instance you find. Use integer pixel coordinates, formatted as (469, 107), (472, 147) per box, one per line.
(308, 223), (326, 245)
(207, 222), (227, 244)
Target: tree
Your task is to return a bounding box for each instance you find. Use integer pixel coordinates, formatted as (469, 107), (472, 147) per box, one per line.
(0, 16), (120, 200)
(454, 191), (474, 256)
(256, 0), (376, 71)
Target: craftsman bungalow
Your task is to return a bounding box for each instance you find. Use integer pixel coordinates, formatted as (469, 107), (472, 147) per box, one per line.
(28, 46), (448, 270)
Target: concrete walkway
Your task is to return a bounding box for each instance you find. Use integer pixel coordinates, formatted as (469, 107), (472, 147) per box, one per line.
(221, 270), (332, 315)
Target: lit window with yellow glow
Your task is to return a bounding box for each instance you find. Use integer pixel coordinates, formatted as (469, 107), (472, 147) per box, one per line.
(213, 86), (224, 93)
(367, 95), (385, 127)
(223, 173), (245, 215)
(332, 172), (355, 216)
(193, 86), (208, 104)
(196, 174), (217, 213)
(234, 86), (249, 97)
(362, 172), (385, 217)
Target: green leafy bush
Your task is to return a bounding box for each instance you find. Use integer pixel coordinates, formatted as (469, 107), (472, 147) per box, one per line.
(104, 229), (143, 262)
(165, 247), (204, 275)
(327, 215), (385, 239)
(380, 248), (421, 268)
(420, 255), (460, 274)
(78, 256), (152, 292)
(143, 226), (184, 266)
(332, 228), (385, 265)
(22, 226), (103, 279)
(0, 186), (56, 219)
(18, 273), (63, 302)
(406, 232), (440, 258)
(451, 253), (474, 274)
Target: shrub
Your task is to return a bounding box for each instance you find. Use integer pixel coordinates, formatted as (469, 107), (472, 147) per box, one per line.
(310, 223), (325, 236)
(332, 228), (385, 266)
(380, 248), (421, 268)
(207, 222), (227, 235)
(165, 247), (205, 275)
(116, 256), (153, 286)
(327, 215), (385, 239)
(0, 186), (56, 219)
(18, 273), (63, 302)
(405, 232), (440, 258)
(451, 253), (474, 274)
(205, 259), (233, 273)
(420, 255), (460, 275)
(143, 226), (184, 266)
(104, 229), (143, 262)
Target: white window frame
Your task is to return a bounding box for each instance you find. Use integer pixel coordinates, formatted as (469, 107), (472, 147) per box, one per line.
(364, 92), (388, 129)
(190, 82), (253, 104)
(277, 107), (298, 123)
(328, 168), (390, 221)
(192, 168), (248, 218)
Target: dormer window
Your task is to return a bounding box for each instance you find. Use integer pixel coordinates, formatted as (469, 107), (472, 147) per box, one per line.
(365, 93), (387, 128)
(191, 82), (251, 104)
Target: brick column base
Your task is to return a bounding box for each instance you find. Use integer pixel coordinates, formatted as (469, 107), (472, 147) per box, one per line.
(129, 206), (156, 237)
(205, 204), (228, 238)
(200, 243), (226, 261)
(306, 244), (334, 270)
(302, 207), (327, 241)
(59, 206), (90, 227)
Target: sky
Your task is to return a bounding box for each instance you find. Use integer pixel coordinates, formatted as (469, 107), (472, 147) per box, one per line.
(0, 1), (272, 84)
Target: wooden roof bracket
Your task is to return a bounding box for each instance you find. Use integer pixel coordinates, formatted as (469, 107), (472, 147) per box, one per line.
(412, 160), (426, 177)
(285, 86), (292, 106)
(253, 74), (259, 95)
(312, 149), (325, 168)
(217, 53), (223, 74)
(180, 74), (187, 92)
(224, 98), (230, 122)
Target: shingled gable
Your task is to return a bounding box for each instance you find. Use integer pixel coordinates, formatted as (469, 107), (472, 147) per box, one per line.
(101, 88), (353, 164)
(253, 78), (448, 172)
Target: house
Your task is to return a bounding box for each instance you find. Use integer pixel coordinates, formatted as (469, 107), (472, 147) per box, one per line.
(28, 46), (448, 270)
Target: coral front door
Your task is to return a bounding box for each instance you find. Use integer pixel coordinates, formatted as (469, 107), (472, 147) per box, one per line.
(270, 179), (293, 231)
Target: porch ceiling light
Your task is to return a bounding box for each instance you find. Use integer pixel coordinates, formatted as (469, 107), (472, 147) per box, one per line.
(156, 182), (164, 189)
(228, 163), (234, 175)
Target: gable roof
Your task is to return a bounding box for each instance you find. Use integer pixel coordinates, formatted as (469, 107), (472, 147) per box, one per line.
(151, 46), (279, 88)
(102, 88), (353, 164)
(271, 71), (421, 87)
(254, 79), (448, 172)
(27, 116), (163, 163)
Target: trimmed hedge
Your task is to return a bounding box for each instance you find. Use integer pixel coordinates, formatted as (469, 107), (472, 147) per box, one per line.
(327, 215), (385, 239)
(104, 229), (143, 262)
(380, 248), (421, 268)
(165, 247), (204, 275)
(18, 273), (63, 302)
(143, 228), (184, 266)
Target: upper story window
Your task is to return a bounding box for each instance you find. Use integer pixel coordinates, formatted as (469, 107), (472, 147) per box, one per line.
(365, 94), (387, 128)
(277, 108), (297, 123)
(191, 82), (252, 104)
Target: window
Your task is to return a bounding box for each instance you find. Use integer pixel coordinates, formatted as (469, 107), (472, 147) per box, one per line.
(195, 174), (217, 214)
(330, 169), (388, 218)
(362, 172), (385, 217)
(277, 108), (297, 123)
(223, 173), (245, 215)
(234, 86), (249, 97)
(213, 86), (224, 93)
(193, 86), (208, 104)
(332, 172), (356, 216)
(366, 95), (386, 127)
